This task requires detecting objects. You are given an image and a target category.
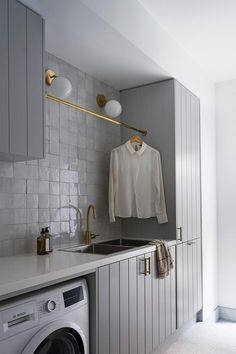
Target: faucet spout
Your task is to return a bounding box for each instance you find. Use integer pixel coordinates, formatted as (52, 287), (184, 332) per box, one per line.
(85, 204), (97, 244)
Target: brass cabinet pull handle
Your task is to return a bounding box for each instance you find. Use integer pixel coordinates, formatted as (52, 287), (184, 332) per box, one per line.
(177, 226), (183, 241)
(144, 257), (151, 276)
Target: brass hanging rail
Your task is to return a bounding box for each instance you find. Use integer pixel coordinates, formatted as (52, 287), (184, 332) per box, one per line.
(45, 93), (148, 136)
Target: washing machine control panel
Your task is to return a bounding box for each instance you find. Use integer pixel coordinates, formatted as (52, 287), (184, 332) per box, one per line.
(38, 295), (60, 318)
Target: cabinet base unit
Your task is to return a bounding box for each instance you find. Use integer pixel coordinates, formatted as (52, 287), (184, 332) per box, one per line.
(97, 247), (176, 354)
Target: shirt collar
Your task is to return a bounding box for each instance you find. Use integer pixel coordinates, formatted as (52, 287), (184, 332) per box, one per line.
(125, 140), (147, 156)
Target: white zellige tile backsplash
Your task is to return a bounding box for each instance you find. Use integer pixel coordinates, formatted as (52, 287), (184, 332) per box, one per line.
(0, 52), (121, 256)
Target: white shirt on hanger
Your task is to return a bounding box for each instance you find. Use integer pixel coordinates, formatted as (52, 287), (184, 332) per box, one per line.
(109, 140), (168, 223)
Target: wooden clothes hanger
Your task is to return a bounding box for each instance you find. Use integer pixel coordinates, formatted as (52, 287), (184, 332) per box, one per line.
(130, 135), (143, 145)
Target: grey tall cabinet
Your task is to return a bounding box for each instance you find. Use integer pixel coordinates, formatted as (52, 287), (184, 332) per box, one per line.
(0, 0), (45, 161)
(120, 79), (202, 333)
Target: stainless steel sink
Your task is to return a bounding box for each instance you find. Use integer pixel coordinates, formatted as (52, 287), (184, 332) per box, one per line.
(60, 238), (149, 255)
(60, 243), (134, 255)
(78, 243), (133, 255)
(101, 238), (150, 247)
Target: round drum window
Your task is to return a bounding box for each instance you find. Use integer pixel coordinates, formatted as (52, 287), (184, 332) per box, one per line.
(34, 328), (85, 354)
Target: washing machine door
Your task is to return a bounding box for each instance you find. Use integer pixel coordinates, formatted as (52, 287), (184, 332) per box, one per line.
(22, 321), (87, 354)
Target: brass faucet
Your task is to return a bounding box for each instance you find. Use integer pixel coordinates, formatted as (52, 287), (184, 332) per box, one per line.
(84, 204), (97, 244)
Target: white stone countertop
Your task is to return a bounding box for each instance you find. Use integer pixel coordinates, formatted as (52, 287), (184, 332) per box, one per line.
(0, 238), (176, 301)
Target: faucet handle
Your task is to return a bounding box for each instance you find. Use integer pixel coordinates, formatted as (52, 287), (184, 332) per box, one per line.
(91, 233), (100, 239)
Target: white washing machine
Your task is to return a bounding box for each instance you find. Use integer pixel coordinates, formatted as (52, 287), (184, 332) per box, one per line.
(0, 279), (89, 354)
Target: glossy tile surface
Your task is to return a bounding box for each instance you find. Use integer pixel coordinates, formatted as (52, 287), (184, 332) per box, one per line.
(0, 52), (122, 255)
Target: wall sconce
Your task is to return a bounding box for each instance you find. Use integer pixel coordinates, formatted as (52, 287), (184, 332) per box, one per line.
(45, 69), (72, 99)
(96, 94), (122, 118)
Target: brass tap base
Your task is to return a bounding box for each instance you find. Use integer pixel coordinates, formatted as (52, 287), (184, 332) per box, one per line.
(84, 231), (91, 244)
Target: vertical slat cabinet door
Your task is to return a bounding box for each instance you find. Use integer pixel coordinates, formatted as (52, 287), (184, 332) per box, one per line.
(186, 89), (193, 241)
(165, 265), (171, 338)
(152, 251), (160, 350)
(181, 85), (188, 241)
(175, 81), (183, 242)
(196, 99), (201, 239)
(145, 252), (152, 354)
(187, 242), (194, 319)
(191, 94), (197, 239)
(176, 243), (184, 329)
(159, 277), (166, 343)
(129, 257), (138, 354)
(9, 0), (27, 156)
(109, 263), (120, 354)
(27, 9), (44, 158)
(98, 266), (110, 354)
(197, 238), (202, 311)
(183, 242), (189, 323)
(192, 239), (198, 314)
(0, 0), (9, 153)
(170, 246), (176, 334)
(120, 260), (129, 354)
(137, 255), (145, 354)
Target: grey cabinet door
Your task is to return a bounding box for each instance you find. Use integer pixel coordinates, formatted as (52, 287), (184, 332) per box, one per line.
(197, 238), (202, 311)
(137, 254), (145, 354)
(109, 262), (120, 354)
(0, 0), (9, 153)
(120, 259), (129, 354)
(9, 0), (27, 156)
(145, 253), (152, 354)
(177, 239), (202, 329)
(0, 0), (44, 161)
(98, 266), (110, 354)
(175, 82), (201, 242)
(181, 85), (188, 242)
(196, 102), (201, 239)
(129, 257), (138, 354)
(27, 9), (45, 159)
(175, 81), (183, 242)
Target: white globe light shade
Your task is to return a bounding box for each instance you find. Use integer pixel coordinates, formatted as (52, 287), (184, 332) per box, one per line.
(104, 100), (122, 118)
(51, 76), (72, 99)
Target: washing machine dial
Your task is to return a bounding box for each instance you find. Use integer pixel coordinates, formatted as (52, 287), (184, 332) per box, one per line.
(45, 300), (57, 313)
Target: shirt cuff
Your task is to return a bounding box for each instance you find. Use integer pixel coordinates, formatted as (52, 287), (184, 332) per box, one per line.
(157, 213), (168, 224)
(109, 215), (116, 223)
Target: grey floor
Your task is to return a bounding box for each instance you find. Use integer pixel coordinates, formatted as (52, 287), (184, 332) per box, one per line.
(164, 321), (236, 354)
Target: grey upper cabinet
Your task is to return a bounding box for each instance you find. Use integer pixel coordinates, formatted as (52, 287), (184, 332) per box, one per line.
(97, 248), (176, 354)
(175, 81), (201, 242)
(0, 0), (44, 161)
(120, 79), (201, 242)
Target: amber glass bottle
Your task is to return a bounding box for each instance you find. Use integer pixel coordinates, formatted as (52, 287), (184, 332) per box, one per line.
(37, 228), (50, 255)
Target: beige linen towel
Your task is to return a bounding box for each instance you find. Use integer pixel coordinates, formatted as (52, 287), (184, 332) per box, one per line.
(150, 240), (174, 278)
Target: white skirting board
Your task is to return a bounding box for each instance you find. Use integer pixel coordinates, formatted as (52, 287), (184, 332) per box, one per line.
(219, 306), (236, 322)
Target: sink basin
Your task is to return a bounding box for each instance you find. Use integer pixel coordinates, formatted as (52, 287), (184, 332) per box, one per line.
(60, 238), (150, 255)
(78, 243), (133, 255)
(101, 238), (150, 247)
(60, 243), (134, 255)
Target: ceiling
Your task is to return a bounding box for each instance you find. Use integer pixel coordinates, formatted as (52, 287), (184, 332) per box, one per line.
(139, 0), (236, 82)
(22, 0), (236, 88)
(21, 0), (169, 90)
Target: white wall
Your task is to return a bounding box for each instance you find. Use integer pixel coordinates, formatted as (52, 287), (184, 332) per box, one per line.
(81, 0), (218, 320)
(216, 79), (236, 308)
